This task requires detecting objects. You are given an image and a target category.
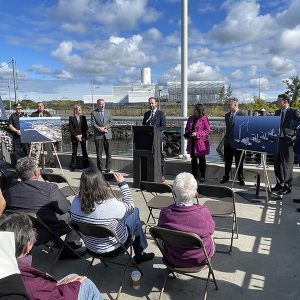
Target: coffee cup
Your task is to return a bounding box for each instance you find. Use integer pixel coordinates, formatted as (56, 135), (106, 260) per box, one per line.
(131, 270), (141, 290)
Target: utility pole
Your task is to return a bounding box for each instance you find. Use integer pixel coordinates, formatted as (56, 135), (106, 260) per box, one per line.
(181, 0), (188, 156)
(91, 79), (94, 110)
(258, 76), (261, 100)
(12, 58), (17, 103)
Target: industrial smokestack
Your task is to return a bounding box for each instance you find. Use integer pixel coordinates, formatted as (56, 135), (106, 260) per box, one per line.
(141, 67), (151, 84)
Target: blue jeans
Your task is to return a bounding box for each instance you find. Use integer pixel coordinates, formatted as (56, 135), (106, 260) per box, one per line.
(59, 274), (103, 300)
(124, 207), (148, 255)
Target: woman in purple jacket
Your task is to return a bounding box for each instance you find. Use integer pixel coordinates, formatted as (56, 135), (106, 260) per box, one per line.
(158, 172), (215, 268)
(184, 104), (211, 182)
(0, 213), (103, 300)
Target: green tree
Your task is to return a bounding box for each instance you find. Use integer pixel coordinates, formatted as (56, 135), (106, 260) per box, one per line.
(282, 75), (300, 107)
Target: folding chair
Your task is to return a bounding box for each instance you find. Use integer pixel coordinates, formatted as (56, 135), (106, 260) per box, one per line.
(70, 221), (143, 300)
(139, 181), (175, 230)
(4, 210), (81, 272)
(197, 184), (238, 254)
(150, 226), (218, 300)
(102, 172), (123, 200)
(41, 172), (78, 197)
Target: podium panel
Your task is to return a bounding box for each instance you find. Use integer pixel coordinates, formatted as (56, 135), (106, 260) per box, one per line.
(132, 126), (161, 187)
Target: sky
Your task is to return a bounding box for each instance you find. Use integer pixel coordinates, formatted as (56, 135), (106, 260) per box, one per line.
(0, 0), (300, 103)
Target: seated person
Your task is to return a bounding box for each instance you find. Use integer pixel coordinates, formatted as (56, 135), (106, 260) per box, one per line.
(0, 230), (29, 299)
(0, 213), (103, 300)
(158, 172), (215, 267)
(70, 168), (154, 264)
(5, 157), (83, 258)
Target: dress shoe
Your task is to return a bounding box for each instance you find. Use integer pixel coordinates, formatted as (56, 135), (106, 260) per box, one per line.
(281, 185), (292, 195)
(271, 184), (283, 192)
(220, 178), (229, 184)
(133, 252), (154, 264)
(239, 179), (245, 186)
(199, 177), (205, 183)
(105, 169), (111, 173)
(293, 199), (300, 203)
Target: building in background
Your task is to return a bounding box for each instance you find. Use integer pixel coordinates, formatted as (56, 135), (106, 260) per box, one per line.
(167, 81), (225, 104)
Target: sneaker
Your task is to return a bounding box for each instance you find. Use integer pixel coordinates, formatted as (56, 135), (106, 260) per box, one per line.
(271, 184), (283, 192)
(281, 185), (292, 195)
(133, 252), (154, 264)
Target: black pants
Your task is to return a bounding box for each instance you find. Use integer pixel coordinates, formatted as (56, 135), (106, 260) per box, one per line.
(70, 139), (88, 169)
(273, 138), (294, 187)
(94, 138), (112, 171)
(191, 156), (206, 179)
(12, 137), (29, 167)
(223, 144), (244, 181)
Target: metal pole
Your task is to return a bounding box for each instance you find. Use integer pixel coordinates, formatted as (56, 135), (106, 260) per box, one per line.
(258, 76), (261, 100)
(181, 0), (188, 156)
(91, 80), (94, 110)
(12, 58), (17, 103)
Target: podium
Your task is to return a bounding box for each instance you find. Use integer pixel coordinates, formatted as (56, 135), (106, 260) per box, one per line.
(132, 125), (161, 187)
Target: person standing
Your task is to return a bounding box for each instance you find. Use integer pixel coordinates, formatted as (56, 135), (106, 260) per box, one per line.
(184, 104), (211, 182)
(69, 105), (89, 171)
(142, 97), (166, 182)
(8, 103), (29, 167)
(91, 99), (113, 173)
(271, 93), (300, 194)
(220, 97), (245, 186)
(30, 102), (55, 167)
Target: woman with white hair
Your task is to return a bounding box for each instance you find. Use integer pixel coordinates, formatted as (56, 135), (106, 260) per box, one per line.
(158, 172), (215, 267)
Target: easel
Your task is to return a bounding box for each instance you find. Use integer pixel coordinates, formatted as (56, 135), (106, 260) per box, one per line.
(29, 142), (76, 195)
(231, 149), (272, 205)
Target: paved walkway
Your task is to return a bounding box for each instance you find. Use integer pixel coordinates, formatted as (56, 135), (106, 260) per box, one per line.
(33, 169), (300, 300)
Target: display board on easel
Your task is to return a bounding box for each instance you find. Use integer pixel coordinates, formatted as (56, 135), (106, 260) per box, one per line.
(231, 116), (281, 204)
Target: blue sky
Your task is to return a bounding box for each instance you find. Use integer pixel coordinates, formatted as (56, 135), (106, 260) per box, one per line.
(0, 0), (299, 102)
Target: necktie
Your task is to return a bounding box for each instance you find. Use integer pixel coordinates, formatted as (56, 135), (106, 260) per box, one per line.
(100, 111), (104, 123)
(149, 111), (155, 125)
(76, 115), (80, 124)
(229, 113), (234, 127)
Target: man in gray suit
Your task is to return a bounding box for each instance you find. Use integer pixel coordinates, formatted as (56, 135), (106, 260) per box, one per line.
(91, 99), (113, 172)
(272, 93), (300, 194)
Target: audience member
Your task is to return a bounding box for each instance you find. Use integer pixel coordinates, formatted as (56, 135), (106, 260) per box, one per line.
(0, 213), (103, 300)
(0, 230), (29, 299)
(184, 104), (211, 182)
(158, 172), (215, 267)
(69, 104), (89, 171)
(5, 157), (83, 258)
(70, 168), (154, 264)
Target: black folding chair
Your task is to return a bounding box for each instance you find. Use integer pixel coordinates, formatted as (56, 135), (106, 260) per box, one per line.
(41, 172), (78, 197)
(139, 181), (175, 230)
(197, 184), (238, 254)
(5, 210), (81, 272)
(150, 226), (218, 300)
(70, 221), (143, 300)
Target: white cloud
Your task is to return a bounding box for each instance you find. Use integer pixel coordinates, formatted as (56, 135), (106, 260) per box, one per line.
(231, 69), (244, 80)
(144, 28), (162, 42)
(276, 0), (300, 28)
(266, 56), (296, 77)
(278, 25), (300, 52)
(209, 0), (275, 43)
(249, 76), (269, 90)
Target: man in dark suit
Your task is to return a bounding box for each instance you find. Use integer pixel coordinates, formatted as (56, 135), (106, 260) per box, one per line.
(5, 157), (83, 257)
(69, 104), (89, 171)
(30, 101), (55, 167)
(8, 102), (29, 167)
(272, 93), (300, 194)
(91, 98), (113, 172)
(142, 97), (166, 182)
(220, 97), (245, 186)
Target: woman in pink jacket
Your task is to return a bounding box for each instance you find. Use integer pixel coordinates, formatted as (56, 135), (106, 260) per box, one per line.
(184, 104), (211, 182)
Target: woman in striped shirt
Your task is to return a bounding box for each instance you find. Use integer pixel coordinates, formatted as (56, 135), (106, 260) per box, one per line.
(70, 168), (154, 264)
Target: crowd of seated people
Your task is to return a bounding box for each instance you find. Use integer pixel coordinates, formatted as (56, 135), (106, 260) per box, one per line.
(0, 154), (216, 297)
(0, 213), (103, 300)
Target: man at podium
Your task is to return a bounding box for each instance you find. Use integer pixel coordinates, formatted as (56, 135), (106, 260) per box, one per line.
(142, 97), (166, 182)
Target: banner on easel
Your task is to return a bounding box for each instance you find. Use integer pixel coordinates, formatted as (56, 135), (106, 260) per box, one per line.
(232, 116), (280, 154)
(20, 117), (62, 143)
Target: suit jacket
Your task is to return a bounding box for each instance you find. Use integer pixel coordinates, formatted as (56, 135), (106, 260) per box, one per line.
(5, 180), (72, 243)
(91, 108), (113, 139)
(275, 107), (300, 144)
(224, 110), (245, 147)
(69, 115), (88, 142)
(142, 109), (166, 132)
